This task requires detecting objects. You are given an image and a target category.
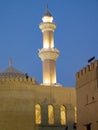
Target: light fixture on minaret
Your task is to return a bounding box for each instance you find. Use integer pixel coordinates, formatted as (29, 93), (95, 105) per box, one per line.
(38, 6), (59, 85)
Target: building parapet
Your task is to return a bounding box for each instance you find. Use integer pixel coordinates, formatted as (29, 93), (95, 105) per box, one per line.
(76, 60), (98, 79)
(0, 77), (38, 84)
(76, 60), (98, 87)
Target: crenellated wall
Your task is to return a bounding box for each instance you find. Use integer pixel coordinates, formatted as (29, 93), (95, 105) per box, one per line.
(76, 60), (98, 130)
(76, 60), (98, 87)
(0, 77), (37, 86)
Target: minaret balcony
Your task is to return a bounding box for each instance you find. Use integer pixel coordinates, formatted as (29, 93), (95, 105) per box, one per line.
(38, 48), (59, 61)
(39, 22), (56, 32)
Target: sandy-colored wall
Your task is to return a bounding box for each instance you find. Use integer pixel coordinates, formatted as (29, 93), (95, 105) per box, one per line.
(76, 60), (98, 130)
(0, 80), (76, 130)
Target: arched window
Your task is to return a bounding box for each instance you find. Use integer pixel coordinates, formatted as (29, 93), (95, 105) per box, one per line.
(48, 105), (54, 124)
(60, 105), (66, 125)
(74, 106), (77, 123)
(35, 104), (41, 124)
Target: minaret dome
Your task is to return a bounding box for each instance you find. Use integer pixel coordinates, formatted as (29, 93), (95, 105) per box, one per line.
(42, 6), (53, 23)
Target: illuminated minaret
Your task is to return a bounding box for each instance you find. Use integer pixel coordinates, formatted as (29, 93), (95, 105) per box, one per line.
(38, 6), (59, 85)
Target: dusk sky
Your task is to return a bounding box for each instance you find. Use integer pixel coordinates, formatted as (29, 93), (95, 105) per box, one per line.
(0, 0), (98, 87)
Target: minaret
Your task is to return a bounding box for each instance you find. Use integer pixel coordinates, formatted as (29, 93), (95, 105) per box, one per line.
(38, 6), (59, 85)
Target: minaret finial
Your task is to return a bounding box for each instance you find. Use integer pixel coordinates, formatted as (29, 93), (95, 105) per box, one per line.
(9, 58), (12, 66)
(46, 4), (48, 12)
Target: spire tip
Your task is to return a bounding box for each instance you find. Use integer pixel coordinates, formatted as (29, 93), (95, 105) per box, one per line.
(46, 4), (48, 12)
(9, 58), (12, 66)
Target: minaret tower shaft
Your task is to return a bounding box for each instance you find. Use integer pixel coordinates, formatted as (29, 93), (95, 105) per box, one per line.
(38, 7), (59, 85)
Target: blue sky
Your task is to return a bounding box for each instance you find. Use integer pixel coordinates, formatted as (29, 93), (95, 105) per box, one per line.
(0, 0), (98, 87)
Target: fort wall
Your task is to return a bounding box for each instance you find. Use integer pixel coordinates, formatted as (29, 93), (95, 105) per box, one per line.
(76, 60), (98, 87)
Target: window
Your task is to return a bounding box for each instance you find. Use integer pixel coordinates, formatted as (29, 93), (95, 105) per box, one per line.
(97, 121), (98, 130)
(48, 105), (54, 124)
(35, 104), (41, 124)
(60, 105), (66, 125)
(85, 124), (91, 130)
(74, 106), (77, 123)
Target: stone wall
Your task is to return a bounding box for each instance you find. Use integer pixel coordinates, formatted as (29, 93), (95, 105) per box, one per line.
(0, 80), (76, 130)
(76, 60), (98, 130)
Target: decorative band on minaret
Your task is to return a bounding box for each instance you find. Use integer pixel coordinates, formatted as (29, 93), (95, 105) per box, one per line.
(38, 7), (59, 85)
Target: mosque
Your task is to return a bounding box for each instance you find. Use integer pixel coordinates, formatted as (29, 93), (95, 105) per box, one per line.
(0, 7), (76, 130)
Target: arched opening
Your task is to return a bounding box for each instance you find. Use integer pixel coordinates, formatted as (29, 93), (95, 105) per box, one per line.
(60, 105), (66, 125)
(35, 104), (41, 124)
(48, 105), (54, 124)
(74, 106), (77, 123)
